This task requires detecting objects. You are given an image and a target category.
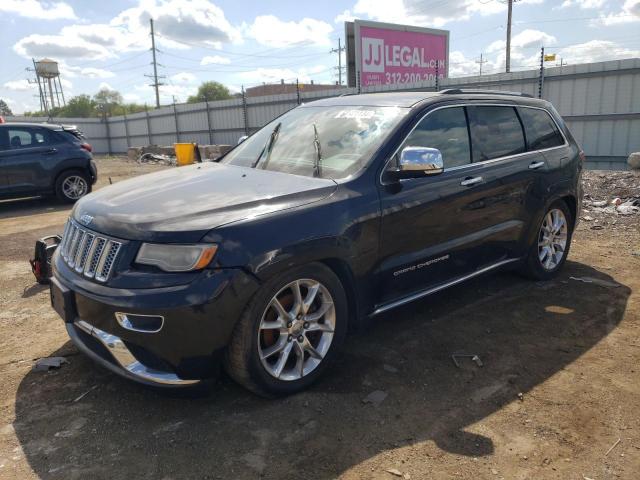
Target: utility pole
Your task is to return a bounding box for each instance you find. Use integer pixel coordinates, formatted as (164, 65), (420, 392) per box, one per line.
(146, 18), (164, 108)
(476, 53), (488, 76)
(330, 38), (346, 85)
(506, 0), (513, 73)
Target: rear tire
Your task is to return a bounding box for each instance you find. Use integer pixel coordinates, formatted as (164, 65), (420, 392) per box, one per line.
(224, 263), (348, 397)
(55, 170), (91, 203)
(520, 200), (573, 281)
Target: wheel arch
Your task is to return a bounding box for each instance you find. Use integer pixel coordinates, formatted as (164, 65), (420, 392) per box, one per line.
(559, 194), (577, 226)
(318, 258), (362, 332)
(52, 166), (90, 190)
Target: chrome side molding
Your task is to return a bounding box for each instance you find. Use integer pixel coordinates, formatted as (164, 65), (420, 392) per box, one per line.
(372, 258), (520, 316)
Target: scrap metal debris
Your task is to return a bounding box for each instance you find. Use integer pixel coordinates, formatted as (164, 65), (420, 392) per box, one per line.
(33, 356), (68, 372)
(452, 354), (483, 368)
(569, 276), (621, 288)
(362, 390), (388, 405)
(137, 152), (176, 165)
(605, 438), (621, 456)
(72, 385), (98, 403)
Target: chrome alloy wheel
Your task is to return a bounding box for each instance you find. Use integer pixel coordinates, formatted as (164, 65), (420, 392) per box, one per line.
(538, 208), (568, 271)
(62, 175), (88, 200)
(258, 279), (336, 381)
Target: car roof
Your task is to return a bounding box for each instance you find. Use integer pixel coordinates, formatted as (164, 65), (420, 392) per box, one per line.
(303, 90), (549, 109)
(0, 122), (63, 130)
(304, 92), (440, 108)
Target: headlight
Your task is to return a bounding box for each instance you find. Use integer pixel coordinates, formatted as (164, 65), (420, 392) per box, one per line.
(135, 243), (217, 272)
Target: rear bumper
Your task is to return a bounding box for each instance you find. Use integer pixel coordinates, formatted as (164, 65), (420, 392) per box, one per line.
(51, 256), (260, 387)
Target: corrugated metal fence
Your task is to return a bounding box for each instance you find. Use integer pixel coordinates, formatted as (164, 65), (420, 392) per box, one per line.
(8, 58), (640, 170)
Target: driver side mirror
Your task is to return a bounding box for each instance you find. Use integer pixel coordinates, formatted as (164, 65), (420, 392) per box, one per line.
(388, 146), (444, 180)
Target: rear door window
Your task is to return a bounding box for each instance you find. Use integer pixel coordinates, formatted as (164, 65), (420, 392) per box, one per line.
(468, 106), (526, 162)
(519, 107), (565, 150)
(7, 128), (35, 149)
(399, 106), (471, 168)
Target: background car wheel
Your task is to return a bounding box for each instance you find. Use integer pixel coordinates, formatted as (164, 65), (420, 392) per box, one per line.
(55, 170), (91, 203)
(224, 262), (348, 397)
(520, 200), (573, 281)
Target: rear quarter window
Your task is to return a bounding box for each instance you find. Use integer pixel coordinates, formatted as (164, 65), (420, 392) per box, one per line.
(519, 107), (565, 151)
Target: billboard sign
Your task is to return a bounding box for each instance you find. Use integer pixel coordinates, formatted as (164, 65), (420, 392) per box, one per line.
(346, 20), (449, 88)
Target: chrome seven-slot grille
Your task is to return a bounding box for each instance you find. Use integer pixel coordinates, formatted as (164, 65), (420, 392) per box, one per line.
(60, 219), (123, 282)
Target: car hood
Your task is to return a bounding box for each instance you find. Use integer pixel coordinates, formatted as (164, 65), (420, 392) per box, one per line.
(73, 162), (337, 242)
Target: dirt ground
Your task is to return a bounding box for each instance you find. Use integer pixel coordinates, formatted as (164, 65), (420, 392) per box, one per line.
(0, 157), (639, 480)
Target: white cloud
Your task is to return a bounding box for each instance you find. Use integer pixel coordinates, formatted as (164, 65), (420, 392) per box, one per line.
(334, 9), (356, 23)
(596, 0), (640, 25)
(560, 0), (606, 8)
(79, 67), (115, 79)
(123, 93), (143, 103)
(246, 15), (333, 48)
(14, 34), (114, 60)
(238, 65), (330, 84)
(3, 79), (35, 92)
(200, 55), (231, 65)
(487, 29), (556, 53)
(113, 0), (242, 48)
(170, 72), (198, 84)
(98, 82), (114, 91)
(13, 0), (241, 60)
(349, 0), (542, 27)
(558, 40), (640, 64)
(60, 63), (116, 79)
(0, 0), (76, 20)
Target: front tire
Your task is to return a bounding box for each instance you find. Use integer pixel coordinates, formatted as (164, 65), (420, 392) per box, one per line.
(521, 200), (573, 280)
(224, 263), (348, 397)
(55, 170), (91, 203)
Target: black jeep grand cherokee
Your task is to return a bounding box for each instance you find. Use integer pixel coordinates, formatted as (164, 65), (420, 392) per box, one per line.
(50, 90), (583, 396)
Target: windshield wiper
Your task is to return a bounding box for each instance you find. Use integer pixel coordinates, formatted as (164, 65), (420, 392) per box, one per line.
(312, 123), (322, 178)
(252, 122), (281, 169)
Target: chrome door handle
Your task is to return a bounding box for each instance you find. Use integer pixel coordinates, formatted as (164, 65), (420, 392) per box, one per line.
(460, 176), (483, 186)
(528, 161), (545, 170)
(42, 148), (57, 155)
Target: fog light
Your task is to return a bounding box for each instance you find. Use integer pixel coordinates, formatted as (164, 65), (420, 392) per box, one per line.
(115, 312), (164, 333)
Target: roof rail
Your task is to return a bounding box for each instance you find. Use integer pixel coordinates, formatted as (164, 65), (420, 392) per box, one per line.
(439, 88), (534, 98)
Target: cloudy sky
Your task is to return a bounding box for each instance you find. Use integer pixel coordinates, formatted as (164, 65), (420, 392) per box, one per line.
(1, 0), (639, 113)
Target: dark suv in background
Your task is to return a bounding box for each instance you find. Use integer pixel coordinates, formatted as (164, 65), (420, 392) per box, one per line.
(50, 90), (583, 396)
(0, 123), (97, 203)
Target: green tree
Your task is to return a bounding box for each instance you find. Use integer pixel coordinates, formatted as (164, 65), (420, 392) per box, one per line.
(0, 99), (13, 116)
(61, 95), (96, 117)
(93, 88), (124, 116)
(187, 81), (231, 103)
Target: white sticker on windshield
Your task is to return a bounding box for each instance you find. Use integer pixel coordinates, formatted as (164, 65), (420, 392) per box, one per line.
(334, 110), (376, 119)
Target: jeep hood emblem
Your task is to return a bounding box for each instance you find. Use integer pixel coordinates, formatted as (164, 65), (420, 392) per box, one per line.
(79, 214), (94, 226)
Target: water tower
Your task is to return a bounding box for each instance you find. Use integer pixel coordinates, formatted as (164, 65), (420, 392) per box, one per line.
(34, 58), (65, 112)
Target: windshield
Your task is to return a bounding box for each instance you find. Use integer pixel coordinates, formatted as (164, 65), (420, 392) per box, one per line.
(221, 105), (408, 179)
